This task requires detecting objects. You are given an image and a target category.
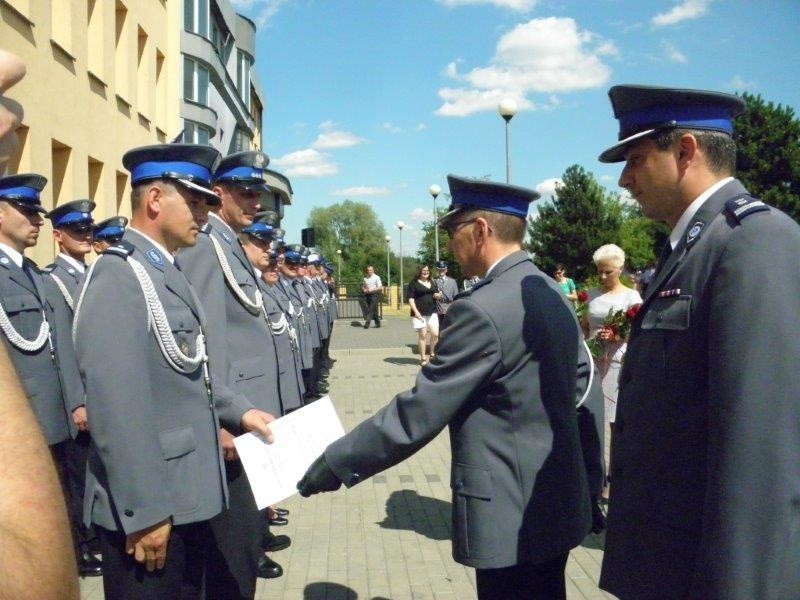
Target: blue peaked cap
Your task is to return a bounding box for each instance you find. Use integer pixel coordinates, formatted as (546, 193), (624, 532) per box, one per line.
(0, 174), (48, 213)
(599, 84), (746, 163)
(123, 144), (221, 204)
(438, 175), (539, 226)
(241, 221), (275, 239)
(93, 216), (128, 241)
(48, 199), (95, 228)
(213, 151), (270, 192)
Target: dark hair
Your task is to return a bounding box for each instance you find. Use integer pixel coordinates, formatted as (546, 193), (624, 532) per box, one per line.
(130, 179), (178, 212)
(416, 265), (431, 279)
(464, 209), (526, 244)
(650, 128), (736, 175)
(553, 263), (566, 274)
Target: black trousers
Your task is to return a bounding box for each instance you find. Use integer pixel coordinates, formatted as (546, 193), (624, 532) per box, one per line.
(475, 553), (569, 600)
(51, 436), (92, 556)
(206, 458), (264, 600)
(98, 522), (211, 600)
(363, 293), (380, 325)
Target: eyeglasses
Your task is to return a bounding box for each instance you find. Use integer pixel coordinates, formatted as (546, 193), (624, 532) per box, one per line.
(441, 218), (478, 236)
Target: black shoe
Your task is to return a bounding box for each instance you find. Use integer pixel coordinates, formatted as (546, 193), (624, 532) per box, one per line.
(274, 507), (289, 516)
(375, 322), (381, 328)
(269, 516), (289, 526)
(78, 551), (103, 577)
(262, 533), (291, 552)
(363, 322), (370, 329)
(257, 555), (283, 579)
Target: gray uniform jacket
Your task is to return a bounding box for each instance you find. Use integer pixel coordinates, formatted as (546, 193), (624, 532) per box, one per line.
(0, 250), (74, 445)
(73, 230), (227, 534)
(266, 282), (306, 395)
(600, 179), (800, 600)
(41, 258), (87, 435)
(280, 275), (315, 368)
(434, 275), (459, 313)
(304, 276), (329, 340)
(325, 251), (590, 569)
(178, 215), (281, 427)
(259, 280), (303, 413)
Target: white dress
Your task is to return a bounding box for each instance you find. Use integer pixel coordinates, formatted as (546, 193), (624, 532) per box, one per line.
(586, 287), (643, 423)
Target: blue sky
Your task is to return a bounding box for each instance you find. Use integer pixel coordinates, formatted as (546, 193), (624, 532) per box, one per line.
(231, 0), (800, 255)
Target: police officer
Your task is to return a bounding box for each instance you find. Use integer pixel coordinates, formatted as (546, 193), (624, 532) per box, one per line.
(302, 253), (330, 394)
(73, 144), (274, 598)
(91, 215), (128, 254)
(433, 260), (458, 321)
(45, 199), (103, 576)
(298, 175), (591, 600)
(178, 150), (284, 591)
(596, 85), (800, 599)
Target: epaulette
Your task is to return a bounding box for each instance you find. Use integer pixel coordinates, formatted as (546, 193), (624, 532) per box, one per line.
(103, 240), (135, 258)
(41, 264), (56, 273)
(199, 222), (212, 234)
(725, 196), (770, 222)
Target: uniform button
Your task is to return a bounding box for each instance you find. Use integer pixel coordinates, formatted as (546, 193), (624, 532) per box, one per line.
(454, 480), (463, 490)
(350, 473), (361, 485)
(238, 371), (244, 378)
(124, 509), (134, 517)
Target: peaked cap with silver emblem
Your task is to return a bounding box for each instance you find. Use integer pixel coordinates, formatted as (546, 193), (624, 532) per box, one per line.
(93, 216), (129, 241)
(213, 151), (270, 192)
(438, 175), (540, 228)
(47, 199), (96, 228)
(122, 144), (222, 204)
(599, 84), (745, 163)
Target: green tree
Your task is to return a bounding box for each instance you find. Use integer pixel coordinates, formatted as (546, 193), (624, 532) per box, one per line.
(617, 202), (669, 271)
(415, 197), (464, 284)
(307, 201), (389, 286)
(734, 92), (800, 223)
(526, 164), (623, 282)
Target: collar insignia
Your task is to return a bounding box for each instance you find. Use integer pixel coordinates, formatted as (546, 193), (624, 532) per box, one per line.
(686, 221), (704, 244)
(221, 230), (231, 242)
(146, 248), (164, 267)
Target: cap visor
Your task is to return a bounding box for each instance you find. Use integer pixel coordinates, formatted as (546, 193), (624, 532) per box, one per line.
(177, 178), (221, 205)
(8, 200), (49, 214)
(598, 128), (656, 163)
(437, 207), (463, 227)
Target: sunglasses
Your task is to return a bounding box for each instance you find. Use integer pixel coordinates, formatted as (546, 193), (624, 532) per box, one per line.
(441, 218), (478, 236)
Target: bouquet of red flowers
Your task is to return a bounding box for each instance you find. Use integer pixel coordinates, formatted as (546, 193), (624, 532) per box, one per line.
(586, 303), (641, 358)
(575, 290), (589, 319)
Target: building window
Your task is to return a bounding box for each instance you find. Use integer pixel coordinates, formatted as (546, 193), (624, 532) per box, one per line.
(184, 120), (212, 145)
(236, 50), (251, 111)
(184, 0), (209, 38)
(210, 19), (226, 58)
(231, 129), (251, 153)
(87, 0), (105, 79)
(183, 57), (209, 105)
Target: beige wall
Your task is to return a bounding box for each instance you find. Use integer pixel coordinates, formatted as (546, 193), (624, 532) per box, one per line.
(1, 0), (181, 265)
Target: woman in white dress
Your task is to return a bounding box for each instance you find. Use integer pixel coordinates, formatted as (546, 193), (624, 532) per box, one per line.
(581, 244), (642, 500)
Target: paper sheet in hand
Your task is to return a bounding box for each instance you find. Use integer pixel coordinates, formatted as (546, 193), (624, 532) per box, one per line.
(233, 396), (345, 509)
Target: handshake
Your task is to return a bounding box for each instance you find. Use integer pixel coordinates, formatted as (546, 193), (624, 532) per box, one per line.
(296, 454), (343, 497)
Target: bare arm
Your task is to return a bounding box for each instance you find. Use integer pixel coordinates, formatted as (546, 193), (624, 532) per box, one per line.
(0, 343), (78, 599)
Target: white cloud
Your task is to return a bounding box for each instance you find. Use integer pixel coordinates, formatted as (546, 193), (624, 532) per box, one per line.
(310, 122), (365, 149)
(600, 174), (614, 182)
(726, 74), (755, 91)
(415, 123), (427, 131)
(436, 18), (617, 117)
(381, 122), (404, 134)
(271, 149), (337, 178)
(535, 178), (562, 199)
(437, 0), (538, 10)
(231, 0), (293, 27)
(410, 208), (434, 221)
(662, 41), (687, 63)
(331, 186), (391, 198)
(651, 0), (710, 28)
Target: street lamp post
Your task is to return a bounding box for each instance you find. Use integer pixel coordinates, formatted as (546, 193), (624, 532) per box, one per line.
(336, 249), (342, 280)
(396, 221), (405, 305)
(385, 235), (391, 290)
(429, 184), (441, 263)
(498, 98), (518, 183)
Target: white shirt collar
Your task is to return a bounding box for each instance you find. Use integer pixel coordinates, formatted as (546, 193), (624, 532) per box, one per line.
(128, 227), (175, 264)
(669, 177), (734, 249)
(0, 242), (24, 268)
(58, 253), (86, 273)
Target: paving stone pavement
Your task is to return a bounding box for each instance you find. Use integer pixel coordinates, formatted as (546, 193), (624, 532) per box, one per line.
(80, 316), (615, 599)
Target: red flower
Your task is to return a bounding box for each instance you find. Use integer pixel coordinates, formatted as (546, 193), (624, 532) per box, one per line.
(577, 290), (589, 303)
(625, 304), (641, 321)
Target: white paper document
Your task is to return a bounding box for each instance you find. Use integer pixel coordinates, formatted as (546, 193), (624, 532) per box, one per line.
(233, 396), (345, 509)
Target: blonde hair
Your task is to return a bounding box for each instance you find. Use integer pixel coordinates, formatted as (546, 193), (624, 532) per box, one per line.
(593, 243), (625, 268)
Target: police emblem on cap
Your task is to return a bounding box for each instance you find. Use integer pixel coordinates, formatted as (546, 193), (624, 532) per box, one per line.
(146, 248), (164, 267)
(254, 153), (267, 169)
(686, 221), (705, 244)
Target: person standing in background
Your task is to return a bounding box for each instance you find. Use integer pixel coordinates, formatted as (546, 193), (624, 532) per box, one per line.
(361, 264), (382, 328)
(433, 260), (459, 323)
(553, 264), (578, 302)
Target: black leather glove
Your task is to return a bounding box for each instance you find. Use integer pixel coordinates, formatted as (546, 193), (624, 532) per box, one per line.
(297, 454), (342, 497)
